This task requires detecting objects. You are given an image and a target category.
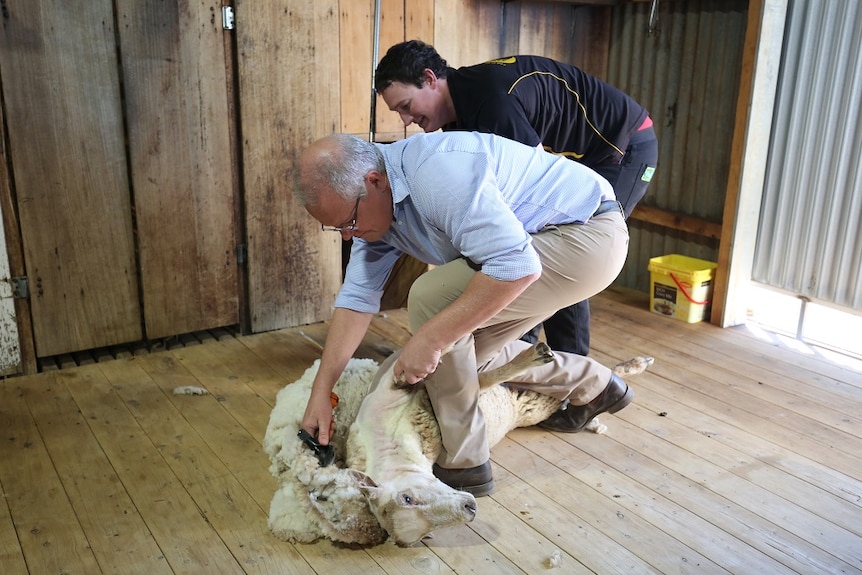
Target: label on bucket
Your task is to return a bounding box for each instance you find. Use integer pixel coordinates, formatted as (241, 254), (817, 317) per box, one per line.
(652, 283), (677, 316)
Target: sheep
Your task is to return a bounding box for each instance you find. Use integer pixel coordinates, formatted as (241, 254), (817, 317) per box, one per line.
(263, 344), (653, 547)
(263, 343), (557, 546)
(263, 358), (389, 546)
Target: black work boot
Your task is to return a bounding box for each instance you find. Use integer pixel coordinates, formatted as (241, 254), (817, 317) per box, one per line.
(432, 461), (495, 497)
(538, 374), (633, 433)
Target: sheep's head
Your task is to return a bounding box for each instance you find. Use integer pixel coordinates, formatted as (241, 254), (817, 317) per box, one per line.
(305, 468), (389, 545)
(268, 471), (388, 546)
(355, 470), (478, 547)
(269, 442), (388, 546)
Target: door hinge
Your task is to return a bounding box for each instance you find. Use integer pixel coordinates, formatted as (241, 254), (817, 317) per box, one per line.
(222, 6), (235, 30)
(236, 243), (247, 266)
(11, 276), (28, 299)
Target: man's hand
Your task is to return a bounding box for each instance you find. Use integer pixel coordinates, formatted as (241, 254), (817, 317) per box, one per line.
(392, 271), (541, 386)
(393, 333), (444, 386)
(299, 308), (374, 445)
(300, 387), (336, 445)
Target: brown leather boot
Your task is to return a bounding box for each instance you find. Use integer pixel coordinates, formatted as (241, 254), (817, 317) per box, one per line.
(432, 461), (495, 497)
(538, 374), (633, 433)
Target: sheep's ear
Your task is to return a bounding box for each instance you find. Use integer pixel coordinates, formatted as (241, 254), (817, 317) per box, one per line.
(349, 469), (382, 501)
(349, 469), (378, 488)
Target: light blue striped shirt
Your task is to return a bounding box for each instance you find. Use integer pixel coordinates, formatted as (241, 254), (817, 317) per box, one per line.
(336, 131), (614, 313)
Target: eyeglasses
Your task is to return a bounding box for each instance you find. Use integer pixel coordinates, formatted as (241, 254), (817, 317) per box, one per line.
(321, 197), (361, 232)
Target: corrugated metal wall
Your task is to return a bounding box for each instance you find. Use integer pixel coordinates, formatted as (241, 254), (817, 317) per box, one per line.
(605, 0), (748, 292)
(753, 0), (862, 311)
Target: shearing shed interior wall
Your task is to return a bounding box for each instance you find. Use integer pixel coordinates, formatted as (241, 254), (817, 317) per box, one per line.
(0, 0), (773, 373)
(606, 0), (748, 293)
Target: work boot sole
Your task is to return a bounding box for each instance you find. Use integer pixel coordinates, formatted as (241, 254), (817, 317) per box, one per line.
(433, 463), (496, 497)
(458, 479), (496, 497)
(606, 385), (634, 414)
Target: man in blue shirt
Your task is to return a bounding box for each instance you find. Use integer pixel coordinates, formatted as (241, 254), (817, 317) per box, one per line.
(296, 131), (633, 496)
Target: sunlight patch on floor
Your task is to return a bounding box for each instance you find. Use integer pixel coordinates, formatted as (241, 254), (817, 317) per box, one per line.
(745, 284), (862, 372)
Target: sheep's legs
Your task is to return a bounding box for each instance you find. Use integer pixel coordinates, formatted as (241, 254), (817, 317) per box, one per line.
(478, 343), (555, 390)
(612, 356), (655, 376)
(477, 343), (655, 391)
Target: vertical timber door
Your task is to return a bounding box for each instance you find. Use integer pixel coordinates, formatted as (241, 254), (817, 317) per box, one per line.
(0, 0), (240, 358)
(0, 0), (142, 356)
(236, 0), (342, 332)
(116, 0), (240, 339)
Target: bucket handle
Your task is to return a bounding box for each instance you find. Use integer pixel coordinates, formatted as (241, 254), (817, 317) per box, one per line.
(670, 273), (710, 305)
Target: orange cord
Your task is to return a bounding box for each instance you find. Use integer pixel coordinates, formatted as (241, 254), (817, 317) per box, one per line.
(330, 392), (339, 409)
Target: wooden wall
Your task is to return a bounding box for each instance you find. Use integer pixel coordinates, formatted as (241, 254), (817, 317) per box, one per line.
(119, 0), (241, 340)
(0, 0), (609, 375)
(236, 0), (343, 335)
(366, 1), (610, 309)
(0, 1), (144, 360)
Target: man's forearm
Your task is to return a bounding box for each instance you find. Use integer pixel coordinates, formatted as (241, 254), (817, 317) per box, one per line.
(312, 307), (374, 392)
(416, 271), (540, 352)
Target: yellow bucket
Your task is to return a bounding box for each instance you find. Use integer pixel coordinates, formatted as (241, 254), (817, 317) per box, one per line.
(647, 254), (717, 323)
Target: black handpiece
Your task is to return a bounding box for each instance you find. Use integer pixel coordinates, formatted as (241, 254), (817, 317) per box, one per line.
(297, 429), (336, 467)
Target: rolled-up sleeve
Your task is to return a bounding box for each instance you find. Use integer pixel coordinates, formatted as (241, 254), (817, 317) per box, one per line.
(334, 240), (403, 313)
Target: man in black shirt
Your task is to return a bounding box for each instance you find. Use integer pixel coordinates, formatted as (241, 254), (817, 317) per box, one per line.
(375, 40), (658, 358)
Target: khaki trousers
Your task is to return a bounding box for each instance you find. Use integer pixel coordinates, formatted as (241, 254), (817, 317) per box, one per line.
(407, 210), (628, 469)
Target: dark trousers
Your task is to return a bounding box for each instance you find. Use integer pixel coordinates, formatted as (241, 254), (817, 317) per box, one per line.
(523, 126), (659, 355)
(594, 126), (659, 218)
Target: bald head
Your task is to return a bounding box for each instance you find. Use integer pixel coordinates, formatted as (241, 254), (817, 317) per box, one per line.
(296, 134), (384, 207)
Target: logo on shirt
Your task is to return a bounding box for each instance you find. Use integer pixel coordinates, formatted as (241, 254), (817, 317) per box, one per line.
(641, 166), (655, 182)
(487, 56), (517, 65)
(543, 145), (585, 160)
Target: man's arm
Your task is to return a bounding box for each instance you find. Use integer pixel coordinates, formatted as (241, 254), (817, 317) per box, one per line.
(393, 270), (540, 383)
(301, 307), (373, 445)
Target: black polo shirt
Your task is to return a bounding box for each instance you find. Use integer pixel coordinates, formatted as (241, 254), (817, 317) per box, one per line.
(445, 55), (649, 166)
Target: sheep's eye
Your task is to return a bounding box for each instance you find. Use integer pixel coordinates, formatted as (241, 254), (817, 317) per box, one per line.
(400, 493), (413, 505)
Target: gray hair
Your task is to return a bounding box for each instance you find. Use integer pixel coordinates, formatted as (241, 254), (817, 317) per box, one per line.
(296, 134), (385, 206)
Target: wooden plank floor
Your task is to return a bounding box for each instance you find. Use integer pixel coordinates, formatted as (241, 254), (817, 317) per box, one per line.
(1, 287), (861, 575)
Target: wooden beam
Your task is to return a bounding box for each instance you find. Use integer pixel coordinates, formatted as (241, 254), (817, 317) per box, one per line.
(711, 0), (787, 327)
(629, 205), (722, 240)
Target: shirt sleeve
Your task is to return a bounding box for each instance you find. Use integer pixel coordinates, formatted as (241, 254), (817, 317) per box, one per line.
(335, 239), (403, 313)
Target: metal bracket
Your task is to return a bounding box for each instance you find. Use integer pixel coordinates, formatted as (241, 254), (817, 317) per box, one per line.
(11, 276), (28, 299)
(222, 6), (235, 30)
